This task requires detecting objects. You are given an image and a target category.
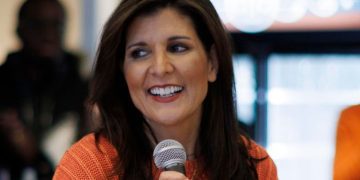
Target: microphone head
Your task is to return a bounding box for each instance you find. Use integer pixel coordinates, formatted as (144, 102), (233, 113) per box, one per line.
(153, 139), (187, 169)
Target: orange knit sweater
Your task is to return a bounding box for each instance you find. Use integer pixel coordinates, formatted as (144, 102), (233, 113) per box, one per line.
(53, 133), (277, 179)
(333, 105), (360, 180)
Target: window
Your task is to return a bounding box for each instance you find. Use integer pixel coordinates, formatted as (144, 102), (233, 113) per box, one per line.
(267, 54), (360, 180)
(233, 55), (256, 125)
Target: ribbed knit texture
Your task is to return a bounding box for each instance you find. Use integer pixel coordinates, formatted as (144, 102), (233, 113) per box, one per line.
(53, 133), (277, 179)
(333, 105), (360, 180)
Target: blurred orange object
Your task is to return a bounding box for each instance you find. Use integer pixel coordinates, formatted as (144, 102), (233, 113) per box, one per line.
(333, 105), (360, 180)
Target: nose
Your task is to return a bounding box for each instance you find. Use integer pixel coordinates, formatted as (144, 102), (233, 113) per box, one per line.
(149, 50), (174, 76)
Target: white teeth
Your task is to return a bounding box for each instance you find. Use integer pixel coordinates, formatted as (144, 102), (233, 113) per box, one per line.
(149, 86), (183, 97)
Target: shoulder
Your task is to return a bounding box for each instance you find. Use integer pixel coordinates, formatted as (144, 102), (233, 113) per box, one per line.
(337, 105), (360, 128)
(243, 137), (278, 180)
(53, 133), (119, 179)
(62, 51), (81, 68)
(3, 51), (22, 62)
(340, 105), (360, 118)
(0, 51), (22, 70)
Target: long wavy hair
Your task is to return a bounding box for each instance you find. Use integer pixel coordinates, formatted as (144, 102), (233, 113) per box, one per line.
(89, 0), (259, 179)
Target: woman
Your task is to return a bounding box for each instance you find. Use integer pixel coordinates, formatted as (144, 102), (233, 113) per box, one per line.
(54, 0), (277, 179)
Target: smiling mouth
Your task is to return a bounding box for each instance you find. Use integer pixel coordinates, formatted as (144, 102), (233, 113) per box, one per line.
(148, 86), (184, 97)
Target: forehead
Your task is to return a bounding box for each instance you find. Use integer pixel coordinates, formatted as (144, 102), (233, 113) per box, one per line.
(126, 8), (197, 41)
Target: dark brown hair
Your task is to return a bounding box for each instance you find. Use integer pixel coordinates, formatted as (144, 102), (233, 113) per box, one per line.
(90, 0), (259, 179)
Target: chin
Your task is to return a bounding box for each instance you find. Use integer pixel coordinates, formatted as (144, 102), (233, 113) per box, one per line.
(37, 46), (61, 58)
(149, 115), (182, 126)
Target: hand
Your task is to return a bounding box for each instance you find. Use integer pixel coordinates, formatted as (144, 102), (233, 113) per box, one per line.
(159, 171), (189, 180)
(0, 109), (37, 161)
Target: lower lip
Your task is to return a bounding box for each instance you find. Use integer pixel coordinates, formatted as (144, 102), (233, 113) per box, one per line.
(151, 93), (181, 103)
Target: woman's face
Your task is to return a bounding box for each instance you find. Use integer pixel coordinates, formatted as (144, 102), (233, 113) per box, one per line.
(124, 8), (217, 129)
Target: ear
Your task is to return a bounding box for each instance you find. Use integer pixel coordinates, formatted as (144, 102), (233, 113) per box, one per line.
(207, 45), (218, 82)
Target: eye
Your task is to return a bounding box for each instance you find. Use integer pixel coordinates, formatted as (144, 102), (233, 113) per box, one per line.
(168, 44), (188, 53)
(130, 48), (149, 59)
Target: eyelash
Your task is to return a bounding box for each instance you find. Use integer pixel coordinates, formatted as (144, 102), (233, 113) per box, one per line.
(168, 44), (188, 53)
(128, 43), (189, 59)
(130, 49), (149, 59)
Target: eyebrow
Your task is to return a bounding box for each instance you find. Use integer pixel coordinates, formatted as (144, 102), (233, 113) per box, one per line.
(126, 42), (147, 50)
(126, 35), (191, 50)
(168, 35), (191, 41)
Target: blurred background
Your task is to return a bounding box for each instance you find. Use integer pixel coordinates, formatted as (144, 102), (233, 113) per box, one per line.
(1, 0), (360, 179)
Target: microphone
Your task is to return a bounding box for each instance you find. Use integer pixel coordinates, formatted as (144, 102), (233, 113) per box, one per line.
(153, 139), (187, 175)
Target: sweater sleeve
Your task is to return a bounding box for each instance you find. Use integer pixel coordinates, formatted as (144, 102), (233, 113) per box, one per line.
(53, 133), (119, 179)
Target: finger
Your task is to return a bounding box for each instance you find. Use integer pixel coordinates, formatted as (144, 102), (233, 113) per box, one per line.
(158, 171), (189, 180)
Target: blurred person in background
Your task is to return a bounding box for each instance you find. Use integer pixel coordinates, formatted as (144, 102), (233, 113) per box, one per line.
(333, 104), (360, 180)
(0, 0), (88, 179)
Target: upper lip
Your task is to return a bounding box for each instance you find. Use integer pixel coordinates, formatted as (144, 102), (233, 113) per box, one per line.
(148, 84), (182, 88)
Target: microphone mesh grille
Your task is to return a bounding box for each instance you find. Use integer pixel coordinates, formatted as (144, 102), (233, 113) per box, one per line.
(153, 139), (187, 169)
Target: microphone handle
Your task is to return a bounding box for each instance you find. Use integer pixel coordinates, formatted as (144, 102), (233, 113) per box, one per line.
(164, 163), (186, 175)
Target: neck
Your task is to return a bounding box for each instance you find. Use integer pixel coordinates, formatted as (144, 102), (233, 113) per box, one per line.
(146, 116), (201, 160)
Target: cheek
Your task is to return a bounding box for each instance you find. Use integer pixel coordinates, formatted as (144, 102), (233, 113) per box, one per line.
(123, 64), (138, 90)
(182, 62), (210, 92)
(124, 68), (141, 107)
(123, 63), (147, 98)
(186, 58), (210, 80)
